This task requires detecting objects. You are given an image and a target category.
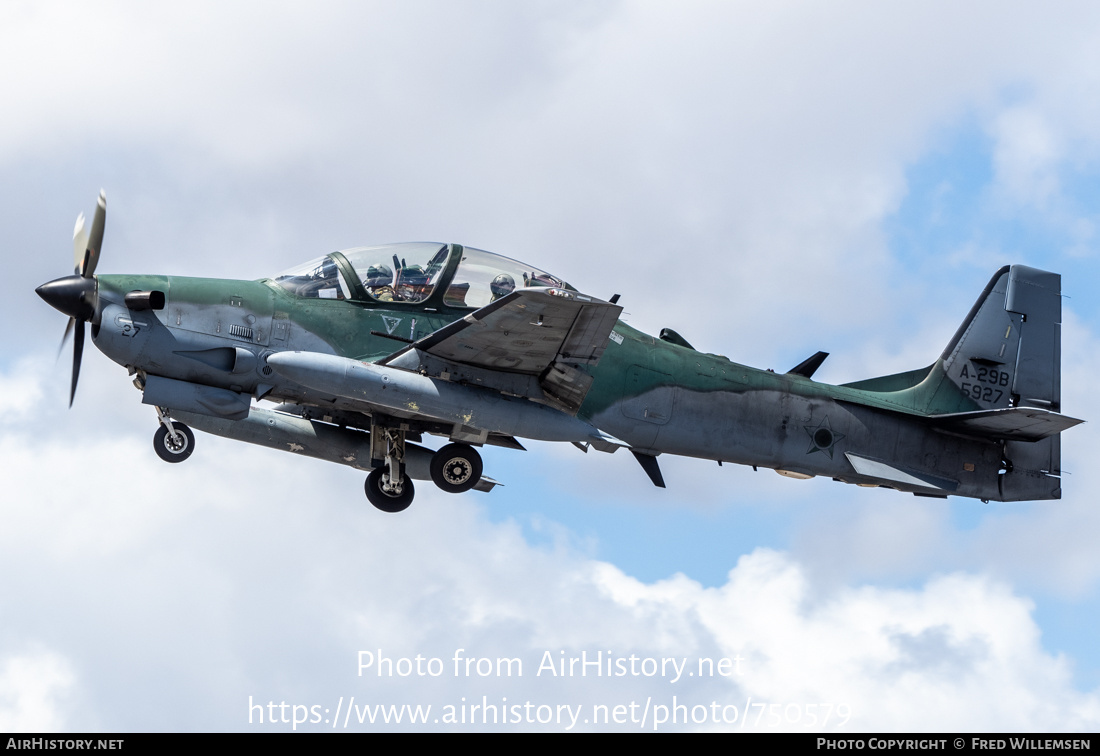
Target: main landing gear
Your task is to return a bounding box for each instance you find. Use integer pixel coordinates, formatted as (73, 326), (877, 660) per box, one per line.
(363, 429), (483, 513)
(365, 427), (414, 512)
(152, 407), (194, 463)
(429, 443), (483, 494)
(145, 408), (486, 513)
(365, 467), (415, 513)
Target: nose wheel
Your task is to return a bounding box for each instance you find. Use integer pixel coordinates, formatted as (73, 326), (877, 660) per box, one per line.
(153, 419), (194, 463)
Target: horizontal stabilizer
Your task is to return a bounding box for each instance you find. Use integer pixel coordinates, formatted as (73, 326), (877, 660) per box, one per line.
(927, 407), (1084, 442)
(787, 351), (828, 379)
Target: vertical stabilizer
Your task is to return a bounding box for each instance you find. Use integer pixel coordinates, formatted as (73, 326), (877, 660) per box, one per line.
(939, 265), (1065, 500)
(939, 265), (1062, 412)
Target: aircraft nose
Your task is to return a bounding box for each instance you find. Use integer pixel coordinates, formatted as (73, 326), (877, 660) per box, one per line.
(36, 275), (96, 321)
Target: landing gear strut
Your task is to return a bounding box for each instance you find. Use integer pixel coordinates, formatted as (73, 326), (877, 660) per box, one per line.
(365, 427), (414, 513)
(153, 407), (194, 463)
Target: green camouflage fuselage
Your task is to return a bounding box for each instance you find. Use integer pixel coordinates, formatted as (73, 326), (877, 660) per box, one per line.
(94, 269), (1053, 502)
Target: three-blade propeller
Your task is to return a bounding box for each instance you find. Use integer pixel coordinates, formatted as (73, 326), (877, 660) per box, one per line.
(37, 190), (106, 406)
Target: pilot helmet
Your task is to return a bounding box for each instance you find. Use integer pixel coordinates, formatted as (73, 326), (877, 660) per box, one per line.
(364, 264), (392, 288)
(490, 273), (516, 299)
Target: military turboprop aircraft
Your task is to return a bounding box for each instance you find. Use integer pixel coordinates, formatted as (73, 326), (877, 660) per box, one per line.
(37, 191), (1083, 511)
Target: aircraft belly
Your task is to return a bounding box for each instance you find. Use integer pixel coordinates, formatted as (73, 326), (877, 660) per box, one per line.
(615, 385), (675, 450)
(173, 407), (438, 478)
(596, 386), (1007, 496)
(645, 388), (865, 471)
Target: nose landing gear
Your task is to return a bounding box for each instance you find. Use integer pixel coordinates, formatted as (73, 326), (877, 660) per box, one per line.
(153, 407), (194, 463)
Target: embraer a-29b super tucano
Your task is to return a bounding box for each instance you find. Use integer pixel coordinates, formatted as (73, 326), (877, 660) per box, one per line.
(37, 192), (1084, 512)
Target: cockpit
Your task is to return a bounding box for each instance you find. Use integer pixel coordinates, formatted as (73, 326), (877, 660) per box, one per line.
(273, 243), (572, 309)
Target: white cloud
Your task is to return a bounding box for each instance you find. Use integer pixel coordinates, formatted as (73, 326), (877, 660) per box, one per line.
(0, 649), (75, 732)
(0, 356), (47, 423)
(990, 107), (1063, 209)
(693, 552), (1100, 731)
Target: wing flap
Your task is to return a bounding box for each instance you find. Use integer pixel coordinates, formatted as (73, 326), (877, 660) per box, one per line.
(560, 301), (624, 365)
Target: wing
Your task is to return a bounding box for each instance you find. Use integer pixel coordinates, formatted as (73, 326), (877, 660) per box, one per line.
(380, 287), (623, 414)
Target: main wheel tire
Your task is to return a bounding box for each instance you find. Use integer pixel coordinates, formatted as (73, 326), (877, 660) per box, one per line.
(430, 443), (483, 494)
(153, 423), (195, 463)
(365, 467), (414, 513)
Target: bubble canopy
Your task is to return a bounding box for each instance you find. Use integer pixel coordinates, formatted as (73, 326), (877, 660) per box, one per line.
(273, 243), (571, 308)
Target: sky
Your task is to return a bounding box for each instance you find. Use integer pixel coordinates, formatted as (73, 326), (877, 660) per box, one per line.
(3, 0), (1100, 732)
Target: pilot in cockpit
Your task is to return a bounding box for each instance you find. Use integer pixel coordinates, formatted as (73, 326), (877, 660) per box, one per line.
(364, 264), (395, 302)
(490, 273), (515, 301)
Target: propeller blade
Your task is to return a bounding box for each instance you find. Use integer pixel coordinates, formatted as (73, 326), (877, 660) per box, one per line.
(82, 190), (106, 277)
(72, 212), (88, 275)
(70, 319), (84, 408)
(46, 190), (105, 407)
(58, 317), (75, 359)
